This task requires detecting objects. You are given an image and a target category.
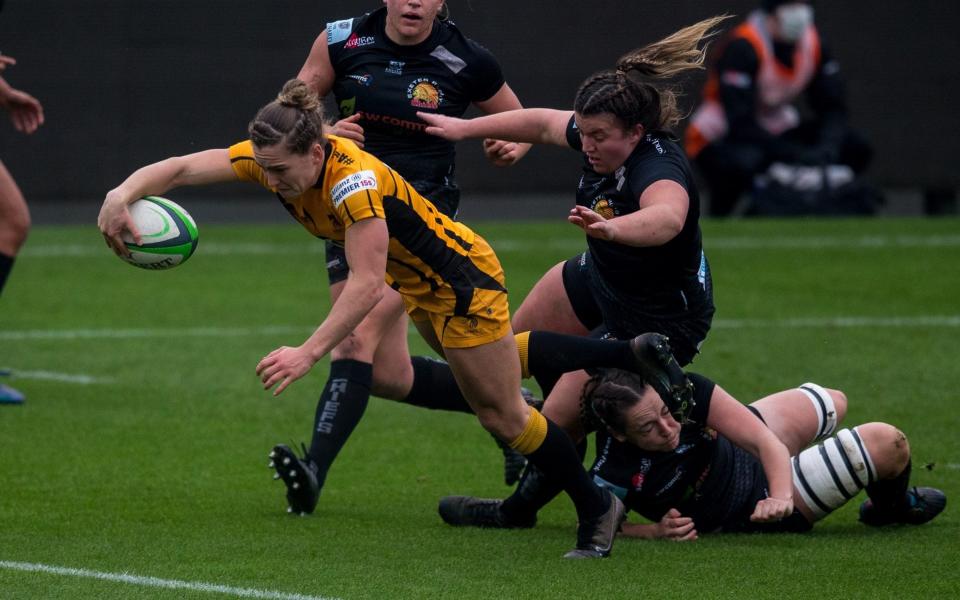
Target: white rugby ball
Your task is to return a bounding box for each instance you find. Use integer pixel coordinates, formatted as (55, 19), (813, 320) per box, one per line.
(121, 196), (199, 270)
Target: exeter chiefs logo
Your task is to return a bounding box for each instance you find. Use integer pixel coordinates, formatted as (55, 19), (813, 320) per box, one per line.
(407, 78), (443, 109)
(591, 197), (616, 219)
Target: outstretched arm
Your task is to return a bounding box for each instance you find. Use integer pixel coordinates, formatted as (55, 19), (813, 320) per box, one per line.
(707, 384), (794, 522)
(0, 72), (44, 135)
(473, 83), (533, 166)
(255, 217), (388, 396)
(98, 149), (235, 255)
(418, 108), (572, 147)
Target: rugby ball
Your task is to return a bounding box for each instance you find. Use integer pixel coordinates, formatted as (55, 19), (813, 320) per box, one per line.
(120, 196), (199, 270)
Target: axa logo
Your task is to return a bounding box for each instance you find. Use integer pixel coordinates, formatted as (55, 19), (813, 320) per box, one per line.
(345, 33), (375, 49)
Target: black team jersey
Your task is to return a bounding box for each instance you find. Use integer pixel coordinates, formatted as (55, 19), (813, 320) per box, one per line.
(565, 117), (706, 300)
(590, 373), (770, 533)
(326, 8), (506, 184)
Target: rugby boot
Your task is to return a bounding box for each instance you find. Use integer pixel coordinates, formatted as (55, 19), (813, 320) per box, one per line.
(859, 486), (947, 526)
(438, 495), (537, 529)
(269, 443), (320, 515)
(628, 333), (695, 421)
(0, 384), (24, 405)
(564, 490), (626, 559)
(495, 387), (545, 486)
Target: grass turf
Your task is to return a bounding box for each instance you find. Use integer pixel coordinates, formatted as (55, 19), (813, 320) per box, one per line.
(1, 216), (958, 598)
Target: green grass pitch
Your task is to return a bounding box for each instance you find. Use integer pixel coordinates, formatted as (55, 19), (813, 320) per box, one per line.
(1, 216), (958, 598)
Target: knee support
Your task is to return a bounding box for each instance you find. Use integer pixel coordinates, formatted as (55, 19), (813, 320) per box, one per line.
(792, 426), (878, 520)
(799, 382), (839, 442)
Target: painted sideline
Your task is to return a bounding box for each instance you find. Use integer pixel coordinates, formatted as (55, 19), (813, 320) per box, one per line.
(0, 561), (339, 600)
(21, 233), (960, 258)
(3, 316), (960, 342)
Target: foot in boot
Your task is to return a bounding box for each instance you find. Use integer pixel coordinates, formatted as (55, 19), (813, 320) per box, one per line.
(628, 333), (694, 421)
(438, 495), (536, 529)
(859, 486), (947, 526)
(564, 491), (626, 559)
(269, 444), (320, 515)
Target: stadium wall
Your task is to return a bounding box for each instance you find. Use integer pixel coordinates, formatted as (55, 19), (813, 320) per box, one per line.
(0, 0), (957, 205)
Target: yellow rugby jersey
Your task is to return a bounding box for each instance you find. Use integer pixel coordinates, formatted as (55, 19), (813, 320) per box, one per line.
(227, 135), (506, 318)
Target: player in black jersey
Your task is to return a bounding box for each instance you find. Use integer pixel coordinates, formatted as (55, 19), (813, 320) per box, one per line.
(441, 365), (947, 537)
(286, 0), (534, 500)
(420, 16), (723, 479)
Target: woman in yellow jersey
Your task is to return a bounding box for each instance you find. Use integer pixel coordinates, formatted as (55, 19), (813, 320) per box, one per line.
(97, 79), (624, 559)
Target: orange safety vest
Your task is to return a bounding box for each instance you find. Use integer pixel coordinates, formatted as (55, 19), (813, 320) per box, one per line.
(685, 10), (822, 158)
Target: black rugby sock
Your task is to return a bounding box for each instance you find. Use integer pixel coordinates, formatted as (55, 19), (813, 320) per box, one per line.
(0, 252), (14, 296)
(865, 460), (913, 513)
(307, 359), (373, 488)
(400, 356), (473, 413)
(526, 331), (634, 394)
(520, 419), (607, 523)
(501, 438), (588, 523)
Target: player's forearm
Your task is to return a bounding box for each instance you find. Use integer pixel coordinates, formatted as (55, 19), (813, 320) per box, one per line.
(107, 157), (189, 206)
(756, 435), (794, 501)
(463, 109), (569, 146)
(302, 273), (384, 362)
(605, 203), (684, 247)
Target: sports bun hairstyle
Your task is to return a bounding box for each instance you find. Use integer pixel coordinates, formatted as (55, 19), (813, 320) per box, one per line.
(581, 369), (650, 436)
(574, 15), (731, 132)
(249, 79), (326, 154)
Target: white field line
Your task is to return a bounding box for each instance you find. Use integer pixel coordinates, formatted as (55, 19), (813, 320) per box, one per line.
(0, 561), (339, 600)
(3, 316), (960, 343)
(0, 325), (312, 341)
(20, 233), (960, 258)
(5, 370), (114, 384)
(711, 315), (960, 329)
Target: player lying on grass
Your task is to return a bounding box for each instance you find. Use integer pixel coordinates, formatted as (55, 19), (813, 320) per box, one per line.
(440, 351), (946, 537)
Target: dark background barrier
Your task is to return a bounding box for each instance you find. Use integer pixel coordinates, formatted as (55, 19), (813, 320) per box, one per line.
(0, 0), (957, 207)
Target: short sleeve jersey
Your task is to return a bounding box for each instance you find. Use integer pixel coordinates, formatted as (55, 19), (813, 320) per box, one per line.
(227, 135), (505, 316)
(590, 373), (718, 523)
(326, 8), (506, 182)
(566, 117), (704, 298)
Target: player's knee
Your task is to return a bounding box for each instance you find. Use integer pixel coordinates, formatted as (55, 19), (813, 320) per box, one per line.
(826, 388), (847, 423)
(0, 202), (30, 253)
(474, 404), (522, 441)
(858, 422), (911, 478)
(331, 331), (375, 362)
(370, 359), (413, 400)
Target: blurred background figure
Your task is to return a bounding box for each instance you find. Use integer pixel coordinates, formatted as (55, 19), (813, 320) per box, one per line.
(0, 47), (45, 405)
(685, 0), (875, 217)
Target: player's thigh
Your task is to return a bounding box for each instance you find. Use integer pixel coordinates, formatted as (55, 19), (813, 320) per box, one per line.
(512, 261), (590, 335)
(444, 333), (527, 441)
(750, 384), (845, 454)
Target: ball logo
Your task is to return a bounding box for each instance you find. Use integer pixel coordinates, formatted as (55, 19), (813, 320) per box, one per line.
(407, 78), (443, 109)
